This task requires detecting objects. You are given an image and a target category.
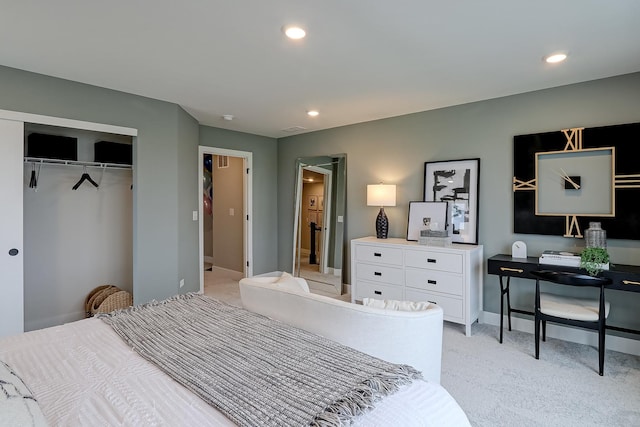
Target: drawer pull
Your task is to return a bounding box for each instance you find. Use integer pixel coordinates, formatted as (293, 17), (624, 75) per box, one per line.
(500, 267), (524, 273)
(427, 258), (436, 263)
(374, 290), (382, 295)
(428, 280), (437, 285)
(374, 272), (382, 276)
(623, 280), (640, 286)
(374, 252), (382, 257)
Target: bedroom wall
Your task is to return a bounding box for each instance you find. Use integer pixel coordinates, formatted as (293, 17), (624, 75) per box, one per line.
(0, 65), (199, 304)
(177, 107), (200, 295)
(277, 72), (640, 333)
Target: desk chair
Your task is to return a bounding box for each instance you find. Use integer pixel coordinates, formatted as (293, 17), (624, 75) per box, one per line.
(530, 270), (612, 376)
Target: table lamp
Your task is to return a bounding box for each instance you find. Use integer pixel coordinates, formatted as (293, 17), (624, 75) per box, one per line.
(367, 184), (396, 239)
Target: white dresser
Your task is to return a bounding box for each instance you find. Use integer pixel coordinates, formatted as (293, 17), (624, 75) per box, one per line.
(350, 237), (483, 336)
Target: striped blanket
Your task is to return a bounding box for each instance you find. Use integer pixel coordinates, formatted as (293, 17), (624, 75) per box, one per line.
(99, 294), (421, 426)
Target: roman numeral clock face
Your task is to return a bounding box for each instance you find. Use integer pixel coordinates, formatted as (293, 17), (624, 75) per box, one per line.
(512, 123), (640, 240)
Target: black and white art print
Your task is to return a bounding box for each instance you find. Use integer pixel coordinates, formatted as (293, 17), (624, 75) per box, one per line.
(424, 158), (480, 244)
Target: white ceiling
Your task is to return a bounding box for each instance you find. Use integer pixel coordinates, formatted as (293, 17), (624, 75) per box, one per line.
(2, 1), (639, 138)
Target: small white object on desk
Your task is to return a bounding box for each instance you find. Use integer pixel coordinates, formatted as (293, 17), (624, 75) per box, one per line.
(512, 241), (527, 258)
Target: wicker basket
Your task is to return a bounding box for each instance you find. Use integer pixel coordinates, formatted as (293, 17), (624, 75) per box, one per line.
(85, 285), (133, 317)
(85, 285), (118, 317)
(92, 290), (133, 315)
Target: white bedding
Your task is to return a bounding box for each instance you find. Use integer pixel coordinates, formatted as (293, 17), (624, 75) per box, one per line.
(0, 317), (470, 426)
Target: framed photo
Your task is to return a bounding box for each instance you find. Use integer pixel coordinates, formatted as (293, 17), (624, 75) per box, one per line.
(318, 196), (324, 211)
(424, 158), (480, 244)
(307, 195), (318, 210)
(406, 201), (449, 241)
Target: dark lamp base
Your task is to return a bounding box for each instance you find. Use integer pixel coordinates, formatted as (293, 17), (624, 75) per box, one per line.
(376, 207), (389, 239)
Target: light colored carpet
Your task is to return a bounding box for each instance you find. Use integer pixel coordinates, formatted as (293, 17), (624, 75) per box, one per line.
(203, 271), (640, 426)
(442, 322), (640, 427)
(203, 270), (243, 307)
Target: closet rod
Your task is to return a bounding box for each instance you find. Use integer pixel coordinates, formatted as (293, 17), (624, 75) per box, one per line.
(24, 157), (132, 170)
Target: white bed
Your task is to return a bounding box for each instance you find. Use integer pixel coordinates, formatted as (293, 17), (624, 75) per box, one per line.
(0, 302), (470, 427)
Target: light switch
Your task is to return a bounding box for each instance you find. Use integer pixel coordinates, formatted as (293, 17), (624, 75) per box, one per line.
(192, 211), (198, 221)
(229, 208), (235, 216)
(337, 216), (344, 223)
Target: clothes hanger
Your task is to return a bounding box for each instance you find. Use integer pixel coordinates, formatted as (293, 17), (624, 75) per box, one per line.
(28, 162), (41, 191)
(29, 163), (37, 188)
(72, 166), (99, 190)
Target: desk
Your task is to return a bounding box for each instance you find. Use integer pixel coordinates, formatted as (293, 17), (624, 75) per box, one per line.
(488, 254), (640, 343)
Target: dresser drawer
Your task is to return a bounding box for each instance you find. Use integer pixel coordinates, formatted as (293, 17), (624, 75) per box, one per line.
(356, 280), (404, 301)
(356, 245), (403, 266)
(405, 289), (463, 320)
(405, 268), (464, 296)
(405, 249), (463, 273)
(355, 263), (403, 285)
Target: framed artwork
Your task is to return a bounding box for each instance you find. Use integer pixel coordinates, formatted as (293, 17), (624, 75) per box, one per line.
(307, 195), (318, 210)
(406, 201), (449, 241)
(318, 196), (324, 211)
(424, 158), (480, 244)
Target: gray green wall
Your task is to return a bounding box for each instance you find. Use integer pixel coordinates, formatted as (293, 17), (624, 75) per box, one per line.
(1, 65), (279, 305)
(277, 72), (640, 332)
(4, 63), (639, 332)
(0, 65), (198, 303)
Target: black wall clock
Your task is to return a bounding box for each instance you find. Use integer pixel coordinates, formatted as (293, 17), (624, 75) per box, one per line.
(513, 122), (640, 240)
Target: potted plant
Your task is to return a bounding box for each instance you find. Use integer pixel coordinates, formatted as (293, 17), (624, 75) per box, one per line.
(580, 247), (610, 276)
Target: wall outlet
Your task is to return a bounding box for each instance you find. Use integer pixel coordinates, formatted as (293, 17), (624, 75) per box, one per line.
(179, 279), (185, 288)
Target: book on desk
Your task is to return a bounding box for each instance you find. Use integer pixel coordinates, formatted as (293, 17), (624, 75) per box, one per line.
(538, 250), (609, 270)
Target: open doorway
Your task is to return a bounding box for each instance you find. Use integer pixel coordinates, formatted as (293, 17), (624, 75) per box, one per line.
(198, 147), (252, 294)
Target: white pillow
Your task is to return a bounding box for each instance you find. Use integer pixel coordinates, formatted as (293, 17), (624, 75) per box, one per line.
(0, 360), (48, 427)
(275, 272), (310, 293)
(363, 298), (431, 311)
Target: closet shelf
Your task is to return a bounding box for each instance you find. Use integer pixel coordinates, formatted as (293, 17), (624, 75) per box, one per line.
(24, 157), (132, 170)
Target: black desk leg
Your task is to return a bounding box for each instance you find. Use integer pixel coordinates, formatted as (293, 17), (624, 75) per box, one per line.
(498, 275), (512, 344)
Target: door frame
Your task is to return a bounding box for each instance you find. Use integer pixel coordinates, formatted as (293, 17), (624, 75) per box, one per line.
(198, 146), (253, 293)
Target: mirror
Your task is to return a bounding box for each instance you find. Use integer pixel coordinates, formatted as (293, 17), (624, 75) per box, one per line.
(293, 155), (347, 295)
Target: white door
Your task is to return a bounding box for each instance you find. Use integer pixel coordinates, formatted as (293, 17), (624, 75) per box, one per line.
(0, 118), (24, 337)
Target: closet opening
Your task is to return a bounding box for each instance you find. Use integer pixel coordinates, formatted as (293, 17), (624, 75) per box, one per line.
(23, 123), (133, 331)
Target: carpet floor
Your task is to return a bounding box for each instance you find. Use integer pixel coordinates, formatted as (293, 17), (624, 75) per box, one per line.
(442, 322), (640, 427)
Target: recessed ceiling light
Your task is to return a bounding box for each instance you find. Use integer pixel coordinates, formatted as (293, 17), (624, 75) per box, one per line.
(283, 26), (306, 40)
(307, 110), (319, 117)
(544, 52), (568, 64)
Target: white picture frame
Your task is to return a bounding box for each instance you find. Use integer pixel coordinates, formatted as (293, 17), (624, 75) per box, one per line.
(406, 201), (449, 241)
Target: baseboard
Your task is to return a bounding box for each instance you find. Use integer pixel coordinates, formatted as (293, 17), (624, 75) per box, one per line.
(481, 311), (640, 356)
(204, 256), (214, 264)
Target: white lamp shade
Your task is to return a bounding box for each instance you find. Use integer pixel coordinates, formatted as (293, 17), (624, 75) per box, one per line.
(367, 184), (396, 207)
